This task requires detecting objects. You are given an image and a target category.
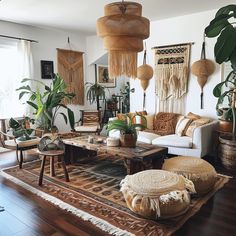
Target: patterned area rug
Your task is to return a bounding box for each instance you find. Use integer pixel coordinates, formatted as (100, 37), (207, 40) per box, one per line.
(1, 154), (230, 236)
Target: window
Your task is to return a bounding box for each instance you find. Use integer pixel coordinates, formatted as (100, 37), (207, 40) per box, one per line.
(0, 39), (32, 118)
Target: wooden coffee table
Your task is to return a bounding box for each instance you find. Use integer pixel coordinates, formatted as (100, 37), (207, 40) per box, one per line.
(63, 135), (168, 174)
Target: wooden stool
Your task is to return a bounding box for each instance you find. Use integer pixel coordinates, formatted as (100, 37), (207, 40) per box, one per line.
(38, 150), (69, 186)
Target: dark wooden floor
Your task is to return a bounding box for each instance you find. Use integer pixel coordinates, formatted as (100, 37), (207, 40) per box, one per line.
(0, 151), (235, 236)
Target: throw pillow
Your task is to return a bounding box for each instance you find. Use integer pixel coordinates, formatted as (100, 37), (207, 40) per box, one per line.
(131, 115), (147, 130)
(144, 114), (155, 130)
(153, 112), (179, 136)
(186, 112), (201, 120)
(175, 117), (193, 136)
(136, 110), (148, 116)
(185, 118), (211, 137)
(117, 113), (126, 121)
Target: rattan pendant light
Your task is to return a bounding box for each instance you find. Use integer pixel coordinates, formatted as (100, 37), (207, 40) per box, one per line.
(96, 0), (150, 79)
(137, 48), (153, 110)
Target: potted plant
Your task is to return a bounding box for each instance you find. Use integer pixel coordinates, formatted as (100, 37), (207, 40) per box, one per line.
(86, 82), (106, 110)
(106, 94), (118, 110)
(120, 82), (135, 113)
(205, 4), (236, 168)
(9, 117), (35, 141)
(106, 114), (146, 147)
(16, 74), (75, 132)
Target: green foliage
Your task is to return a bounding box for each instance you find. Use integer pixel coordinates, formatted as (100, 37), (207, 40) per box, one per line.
(9, 117), (34, 139)
(205, 4), (236, 135)
(16, 74), (75, 131)
(106, 114), (147, 137)
(86, 82), (107, 110)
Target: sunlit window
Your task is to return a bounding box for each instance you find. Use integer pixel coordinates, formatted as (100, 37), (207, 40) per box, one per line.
(0, 42), (25, 118)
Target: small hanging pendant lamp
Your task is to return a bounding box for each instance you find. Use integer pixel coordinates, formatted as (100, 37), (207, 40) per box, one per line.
(191, 38), (215, 109)
(97, 0), (150, 79)
(137, 47), (153, 110)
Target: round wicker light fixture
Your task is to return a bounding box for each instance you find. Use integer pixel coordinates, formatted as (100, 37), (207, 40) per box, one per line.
(96, 1), (150, 79)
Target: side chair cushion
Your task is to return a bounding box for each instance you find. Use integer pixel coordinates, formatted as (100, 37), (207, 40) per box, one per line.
(74, 125), (99, 132)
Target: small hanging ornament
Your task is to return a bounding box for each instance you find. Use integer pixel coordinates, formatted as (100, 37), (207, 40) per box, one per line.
(137, 46), (153, 110)
(191, 36), (215, 109)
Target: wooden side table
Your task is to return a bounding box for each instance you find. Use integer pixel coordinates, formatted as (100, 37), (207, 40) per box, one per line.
(38, 150), (70, 186)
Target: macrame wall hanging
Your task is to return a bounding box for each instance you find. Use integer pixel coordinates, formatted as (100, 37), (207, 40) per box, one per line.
(191, 37), (215, 109)
(153, 43), (192, 114)
(57, 39), (84, 105)
(137, 45), (153, 110)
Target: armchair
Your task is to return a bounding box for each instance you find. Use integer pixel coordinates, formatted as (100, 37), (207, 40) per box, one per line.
(74, 110), (102, 135)
(0, 130), (40, 168)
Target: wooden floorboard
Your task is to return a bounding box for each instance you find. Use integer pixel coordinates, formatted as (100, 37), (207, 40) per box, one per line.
(0, 150), (235, 236)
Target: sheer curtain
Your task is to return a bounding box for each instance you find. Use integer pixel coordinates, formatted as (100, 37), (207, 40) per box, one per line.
(0, 39), (33, 118)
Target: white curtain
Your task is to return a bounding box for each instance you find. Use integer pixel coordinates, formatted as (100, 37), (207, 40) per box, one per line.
(0, 39), (33, 118)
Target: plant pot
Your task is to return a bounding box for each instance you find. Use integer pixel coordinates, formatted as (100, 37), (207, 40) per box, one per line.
(218, 119), (233, 133)
(120, 133), (137, 148)
(219, 135), (236, 170)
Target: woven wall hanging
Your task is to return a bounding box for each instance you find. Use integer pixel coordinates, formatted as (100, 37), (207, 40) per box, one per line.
(153, 43), (192, 113)
(57, 48), (84, 105)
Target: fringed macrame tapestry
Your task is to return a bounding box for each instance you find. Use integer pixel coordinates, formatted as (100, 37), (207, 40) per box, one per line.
(57, 48), (84, 105)
(154, 43), (191, 114)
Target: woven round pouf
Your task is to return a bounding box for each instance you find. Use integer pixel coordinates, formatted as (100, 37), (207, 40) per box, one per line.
(162, 156), (217, 196)
(120, 170), (195, 220)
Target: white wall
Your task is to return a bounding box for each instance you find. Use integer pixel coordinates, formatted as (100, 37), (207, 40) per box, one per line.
(0, 20), (88, 131)
(130, 9), (220, 118)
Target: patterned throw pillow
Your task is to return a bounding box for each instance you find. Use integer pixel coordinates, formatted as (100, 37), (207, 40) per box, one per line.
(136, 110), (148, 116)
(175, 117), (193, 136)
(153, 112), (179, 136)
(131, 115), (147, 130)
(117, 113), (127, 121)
(185, 118), (211, 137)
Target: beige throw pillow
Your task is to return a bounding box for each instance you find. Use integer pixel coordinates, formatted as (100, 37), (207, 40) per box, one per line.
(185, 118), (211, 137)
(175, 117), (192, 136)
(144, 114), (154, 130)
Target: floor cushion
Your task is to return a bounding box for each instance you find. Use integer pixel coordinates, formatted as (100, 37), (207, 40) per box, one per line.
(152, 134), (192, 148)
(162, 156), (217, 195)
(120, 170), (195, 219)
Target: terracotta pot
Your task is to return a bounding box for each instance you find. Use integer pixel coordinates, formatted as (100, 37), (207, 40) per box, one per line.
(120, 133), (137, 148)
(218, 119), (233, 133)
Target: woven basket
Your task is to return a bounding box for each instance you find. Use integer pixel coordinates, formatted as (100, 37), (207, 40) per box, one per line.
(120, 133), (137, 148)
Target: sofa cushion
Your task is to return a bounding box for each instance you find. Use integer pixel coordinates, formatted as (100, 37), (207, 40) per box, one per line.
(153, 112), (179, 136)
(185, 118), (211, 137)
(137, 131), (160, 144)
(152, 134), (192, 148)
(175, 117), (192, 136)
(186, 112), (201, 120)
(144, 114), (154, 130)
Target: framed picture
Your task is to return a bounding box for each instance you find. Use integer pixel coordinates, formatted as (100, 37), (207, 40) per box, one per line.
(96, 64), (116, 87)
(41, 60), (54, 79)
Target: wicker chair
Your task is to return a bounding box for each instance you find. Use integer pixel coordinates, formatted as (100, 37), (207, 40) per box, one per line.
(74, 110), (102, 135)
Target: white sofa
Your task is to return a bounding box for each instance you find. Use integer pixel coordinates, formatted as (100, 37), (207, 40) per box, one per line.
(109, 120), (218, 158)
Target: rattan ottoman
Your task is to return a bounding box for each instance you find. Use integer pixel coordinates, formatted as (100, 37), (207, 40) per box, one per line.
(162, 156), (217, 195)
(120, 169), (195, 219)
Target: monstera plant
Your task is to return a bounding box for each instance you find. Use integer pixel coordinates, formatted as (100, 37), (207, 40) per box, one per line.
(17, 74), (75, 132)
(205, 4), (236, 135)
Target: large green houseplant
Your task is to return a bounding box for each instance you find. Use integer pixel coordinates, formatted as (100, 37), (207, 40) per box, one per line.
(106, 114), (146, 147)
(17, 74), (75, 132)
(86, 82), (106, 110)
(205, 4), (236, 135)
(205, 4), (236, 169)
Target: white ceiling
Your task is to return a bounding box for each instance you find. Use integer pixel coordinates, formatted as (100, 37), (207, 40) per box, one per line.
(0, 0), (233, 34)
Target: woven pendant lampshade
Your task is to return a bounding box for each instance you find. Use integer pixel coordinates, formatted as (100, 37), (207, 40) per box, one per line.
(97, 1), (150, 79)
(191, 41), (215, 109)
(137, 48), (153, 109)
